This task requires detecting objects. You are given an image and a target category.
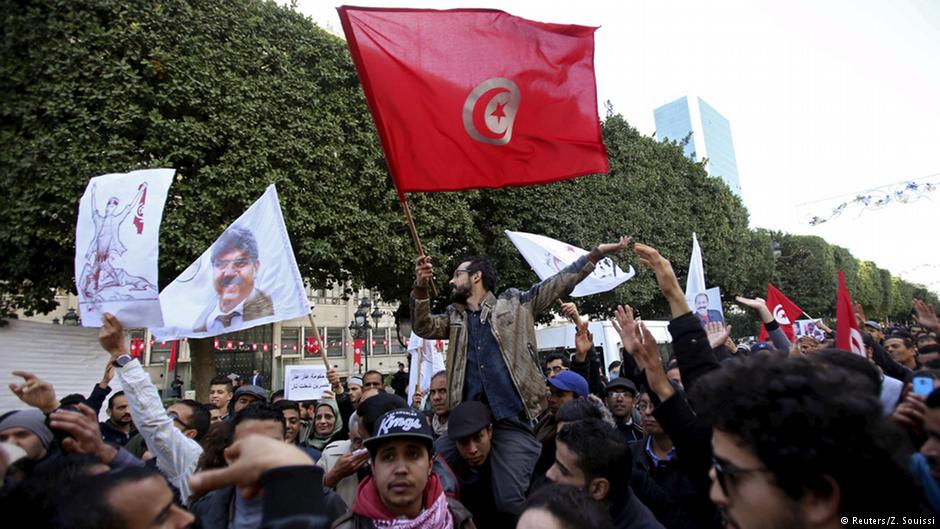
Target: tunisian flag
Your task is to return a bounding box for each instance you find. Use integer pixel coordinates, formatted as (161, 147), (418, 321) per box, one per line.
(338, 7), (609, 199)
(836, 272), (865, 355)
(757, 284), (802, 342)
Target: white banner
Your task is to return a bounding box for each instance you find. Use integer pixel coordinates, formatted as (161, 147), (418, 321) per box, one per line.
(505, 231), (635, 297)
(75, 168), (174, 327)
(406, 332), (446, 404)
(685, 233), (707, 298)
(151, 185), (308, 340)
(284, 365), (329, 401)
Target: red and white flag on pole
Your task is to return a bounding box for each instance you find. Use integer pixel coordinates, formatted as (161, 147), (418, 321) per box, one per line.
(757, 284), (802, 342)
(835, 272), (864, 355)
(338, 7), (609, 199)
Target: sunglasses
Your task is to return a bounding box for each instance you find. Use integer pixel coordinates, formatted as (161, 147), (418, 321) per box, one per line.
(712, 456), (769, 496)
(168, 411), (193, 430)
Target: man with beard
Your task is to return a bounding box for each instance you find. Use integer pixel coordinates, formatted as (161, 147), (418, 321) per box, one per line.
(605, 378), (643, 442)
(100, 390), (136, 446)
(411, 236), (630, 518)
(427, 371), (450, 439)
(194, 227), (273, 333)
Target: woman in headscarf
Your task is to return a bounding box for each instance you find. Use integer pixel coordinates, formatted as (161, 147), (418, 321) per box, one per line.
(307, 399), (343, 454)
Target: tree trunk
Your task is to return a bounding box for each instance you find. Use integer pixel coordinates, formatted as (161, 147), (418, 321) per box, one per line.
(190, 338), (215, 402)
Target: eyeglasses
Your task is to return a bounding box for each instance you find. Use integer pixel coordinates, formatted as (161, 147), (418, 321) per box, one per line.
(712, 456), (769, 496)
(168, 411), (193, 430)
(452, 268), (471, 279)
(607, 391), (633, 399)
(635, 401), (652, 412)
(212, 257), (253, 270)
(547, 365), (567, 373)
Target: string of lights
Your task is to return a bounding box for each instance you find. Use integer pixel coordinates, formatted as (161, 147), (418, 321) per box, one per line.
(797, 172), (940, 226)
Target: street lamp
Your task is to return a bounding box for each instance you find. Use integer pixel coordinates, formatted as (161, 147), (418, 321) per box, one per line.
(62, 308), (80, 326)
(348, 298), (372, 372)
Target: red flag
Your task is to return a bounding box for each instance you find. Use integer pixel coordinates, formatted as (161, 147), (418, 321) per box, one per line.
(354, 339), (365, 366)
(168, 341), (178, 371)
(338, 7), (608, 198)
(757, 284), (802, 342)
(836, 272), (865, 355)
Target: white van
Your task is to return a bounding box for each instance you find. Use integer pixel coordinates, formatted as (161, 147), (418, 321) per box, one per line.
(534, 319), (673, 379)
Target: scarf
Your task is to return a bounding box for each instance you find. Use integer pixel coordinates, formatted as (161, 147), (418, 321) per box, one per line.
(432, 414), (448, 437)
(910, 453), (940, 514)
(352, 473), (454, 529)
(308, 400), (343, 451)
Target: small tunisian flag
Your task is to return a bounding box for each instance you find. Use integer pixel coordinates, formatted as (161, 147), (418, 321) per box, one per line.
(835, 272), (865, 355)
(338, 7), (608, 198)
(353, 339), (365, 366)
(757, 284), (802, 342)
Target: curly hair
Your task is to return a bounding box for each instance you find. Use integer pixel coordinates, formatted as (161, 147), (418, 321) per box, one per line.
(461, 255), (498, 292)
(692, 353), (922, 517)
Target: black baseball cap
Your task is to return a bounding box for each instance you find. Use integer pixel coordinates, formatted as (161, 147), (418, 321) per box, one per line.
(447, 401), (493, 440)
(605, 377), (637, 396)
(363, 408), (434, 457)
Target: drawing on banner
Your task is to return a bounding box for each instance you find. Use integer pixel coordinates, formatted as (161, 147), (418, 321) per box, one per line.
(193, 227), (274, 333)
(75, 169), (174, 327)
(150, 185), (309, 341)
(284, 365), (329, 401)
(687, 287), (725, 327)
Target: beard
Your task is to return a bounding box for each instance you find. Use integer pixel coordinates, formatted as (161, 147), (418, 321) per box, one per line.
(450, 284), (470, 305)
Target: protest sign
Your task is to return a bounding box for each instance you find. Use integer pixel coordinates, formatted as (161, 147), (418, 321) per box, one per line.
(406, 332), (446, 404)
(794, 319), (826, 341)
(687, 287), (725, 327)
(284, 365), (329, 401)
(75, 168), (174, 327)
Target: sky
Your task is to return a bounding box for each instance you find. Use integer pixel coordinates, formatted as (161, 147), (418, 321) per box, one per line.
(289, 0), (940, 293)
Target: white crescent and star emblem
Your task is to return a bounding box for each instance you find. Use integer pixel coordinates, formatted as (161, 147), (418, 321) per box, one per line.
(462, 77), (520, 145)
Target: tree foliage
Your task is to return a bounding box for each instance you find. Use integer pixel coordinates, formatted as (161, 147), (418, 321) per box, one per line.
(1, 0), (934, 329)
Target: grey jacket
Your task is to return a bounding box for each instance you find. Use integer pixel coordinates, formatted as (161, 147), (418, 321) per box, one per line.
(411, 255), (598, 421)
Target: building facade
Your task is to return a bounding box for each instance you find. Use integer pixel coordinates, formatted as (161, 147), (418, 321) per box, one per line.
(653, 95), (742, 198)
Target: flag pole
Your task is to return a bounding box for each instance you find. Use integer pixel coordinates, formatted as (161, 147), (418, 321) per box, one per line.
(307, 313), (330, 370)
(401, 196), (438, 298)
(415, 339), (425, 398)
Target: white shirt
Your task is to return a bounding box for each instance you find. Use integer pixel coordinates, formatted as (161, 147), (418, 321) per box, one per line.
(117, 359), (203, 500)
(205, 298), (246, 334)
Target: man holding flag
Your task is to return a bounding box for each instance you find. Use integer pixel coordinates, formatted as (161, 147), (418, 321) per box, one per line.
(411, 236), (629, 519)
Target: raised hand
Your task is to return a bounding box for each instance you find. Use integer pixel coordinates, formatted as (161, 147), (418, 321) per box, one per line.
(559, 301), (583, 327)
(596, 235), (632, 256)
(735, 296), (773, 323)
(327, 367), (344, 395)
(574, 320), (594, 362)
(99, 362), (115, 390)
(611, 305), (644, 368)
(913, 299), (940, 332)
(99, 313), (128, 357)
(705, 321), (731, 350)
(189, 435), (315, 498)
(411, 389), (424, 409)
(49, 403), (117, 463)
(324, 448), (370, 487)
(10, 371), (60, 413)
(415, 255), (434, 289)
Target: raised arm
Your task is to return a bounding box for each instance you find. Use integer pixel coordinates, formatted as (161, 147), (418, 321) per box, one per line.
(410, 255), (451, 339)
(736, 296), (791, 352)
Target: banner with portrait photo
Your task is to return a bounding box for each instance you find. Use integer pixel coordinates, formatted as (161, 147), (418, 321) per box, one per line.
(151, 185), (308, 340)
(74, 168), (174, 327)
(686, 287), (725, 327)
(793, 319), (826, 342)
(505, 230), (635, 297)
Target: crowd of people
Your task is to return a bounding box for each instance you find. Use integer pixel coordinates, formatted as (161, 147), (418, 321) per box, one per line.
(2, 237), (939, 528)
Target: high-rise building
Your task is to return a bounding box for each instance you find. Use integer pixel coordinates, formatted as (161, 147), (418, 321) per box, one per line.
(653, 96), (741, 197)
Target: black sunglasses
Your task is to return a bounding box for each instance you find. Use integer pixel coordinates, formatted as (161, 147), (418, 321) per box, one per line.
(712, 456), (768, 496)
(168, 411), (193, 430)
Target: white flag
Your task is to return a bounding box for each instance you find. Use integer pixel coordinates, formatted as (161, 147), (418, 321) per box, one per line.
(685, 233), (706, 298)
(406, 332), (445, 405)
(505, 231), (634, 297)
(151, 185), (308, 340)
(75, 168), (174, 327)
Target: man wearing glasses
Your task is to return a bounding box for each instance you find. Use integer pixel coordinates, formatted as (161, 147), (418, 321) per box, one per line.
(194, 226), (274, 332)
(605, 377), (643, 442)
(412, 236), (630, 519)
(100, 313), (209, 501)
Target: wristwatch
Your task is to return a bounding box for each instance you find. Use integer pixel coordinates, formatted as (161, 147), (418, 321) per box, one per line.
(112, 354), (134, 368)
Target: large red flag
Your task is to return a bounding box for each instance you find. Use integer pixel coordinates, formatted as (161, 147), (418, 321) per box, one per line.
(836, 272), (865, 355)
(757, 284), (802, 342)
(338, 7), (609, 199)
